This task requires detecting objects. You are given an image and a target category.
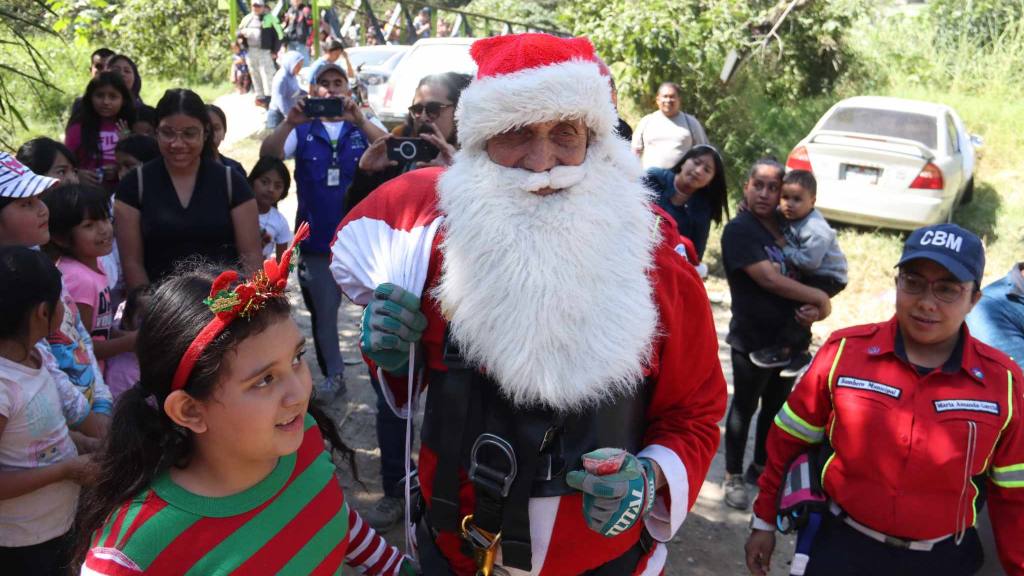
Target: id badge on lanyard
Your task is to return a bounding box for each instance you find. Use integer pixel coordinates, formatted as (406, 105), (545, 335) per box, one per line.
(326, 134), (343, 187)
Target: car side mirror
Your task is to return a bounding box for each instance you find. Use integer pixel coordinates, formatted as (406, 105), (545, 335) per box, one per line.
(970, 134), (984, 148)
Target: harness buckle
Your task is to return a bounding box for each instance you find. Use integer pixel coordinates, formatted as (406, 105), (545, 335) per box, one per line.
(461, 514), (502, 576)
(469, 433), (518, 498)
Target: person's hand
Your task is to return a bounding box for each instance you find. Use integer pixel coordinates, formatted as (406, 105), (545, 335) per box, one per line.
(100, 164), (119, 183)
(795, 303), (822, 327)
(77, 168), (102, 187)
(116, 119), (131, 136)
(745, 528), (776, 576)
(64, 454), (100, 486)
(360, 283), (427, 374)
(565, 448), (657, 537)
(416, 123), (456, 168)
(341, 95), (366, 127)
(285, 98), (311, 126)
(69, 430), (102, 454)
(358, 136), (398, 173)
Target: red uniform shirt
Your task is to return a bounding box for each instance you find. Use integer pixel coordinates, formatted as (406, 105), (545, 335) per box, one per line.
(753, 317), (1024, 574)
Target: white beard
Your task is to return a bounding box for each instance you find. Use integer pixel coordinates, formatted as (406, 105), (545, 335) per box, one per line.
(434, 137), (660, 412)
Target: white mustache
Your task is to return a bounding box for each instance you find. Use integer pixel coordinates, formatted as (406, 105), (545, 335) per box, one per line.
(503, 164), (589, 193)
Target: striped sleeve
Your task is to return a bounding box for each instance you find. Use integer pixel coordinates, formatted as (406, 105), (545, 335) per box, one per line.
(81, 547), (143, 576)
(344, 506), (409, 575)
(986, 365), (1024, 575)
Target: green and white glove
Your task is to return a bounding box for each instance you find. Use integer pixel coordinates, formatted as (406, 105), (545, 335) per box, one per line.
(360, 283), (428, 374)
(566, 448), (657, 538)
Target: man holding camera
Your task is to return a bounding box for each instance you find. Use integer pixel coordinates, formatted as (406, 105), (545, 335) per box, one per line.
(329, 34), (725, 575)
(261, 62), (386, 401)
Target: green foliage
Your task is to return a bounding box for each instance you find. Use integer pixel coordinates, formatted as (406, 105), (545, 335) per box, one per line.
(461, 0), (563, 31)
(0, 0), (64, 147)
(564, 0), (871, 198)
(929, 0), (1024, 47)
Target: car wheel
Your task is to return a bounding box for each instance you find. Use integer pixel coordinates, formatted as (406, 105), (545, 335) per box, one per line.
(962, 177), (974, 204)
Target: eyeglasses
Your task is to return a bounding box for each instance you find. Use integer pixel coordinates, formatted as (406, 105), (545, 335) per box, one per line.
(408, 102), (452, 119)
(896, 272), (968, 303)
(157, 126), (204, 144)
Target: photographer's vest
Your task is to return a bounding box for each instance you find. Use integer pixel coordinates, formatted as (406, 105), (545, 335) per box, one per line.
(421, 330), (651, 572)
(293, 120), (367, 253)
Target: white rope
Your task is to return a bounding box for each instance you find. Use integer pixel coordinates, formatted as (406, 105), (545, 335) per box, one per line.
(404, 345), (417, 559)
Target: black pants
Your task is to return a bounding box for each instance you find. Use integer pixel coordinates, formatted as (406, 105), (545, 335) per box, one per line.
(725, 348), (795, 474)
(804, 512), (983, 576)
(778, 275), (847, 351)
(0, 530), (73, 576)
(369, 370), (414, 498)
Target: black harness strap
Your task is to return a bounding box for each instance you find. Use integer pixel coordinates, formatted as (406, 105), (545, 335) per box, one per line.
(426, 333), (472, 531)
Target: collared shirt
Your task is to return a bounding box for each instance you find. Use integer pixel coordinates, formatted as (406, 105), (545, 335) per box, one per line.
(753, 317), (1024, 573)
(968, 263), (1024, 371)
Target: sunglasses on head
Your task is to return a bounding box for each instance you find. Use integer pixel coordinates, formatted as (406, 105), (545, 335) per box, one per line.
(408, 101), (452, 119)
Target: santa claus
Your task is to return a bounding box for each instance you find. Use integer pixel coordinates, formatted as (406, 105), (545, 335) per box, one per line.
(331, 33), (726, 575)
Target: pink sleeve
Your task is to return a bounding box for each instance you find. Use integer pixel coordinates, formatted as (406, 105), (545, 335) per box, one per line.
(65, 123), (82, 155)
(58, 260), (100, 326)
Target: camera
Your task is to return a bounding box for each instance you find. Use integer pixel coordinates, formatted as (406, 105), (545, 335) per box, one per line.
(386, 137), (438, 163)
(305, 98), (344, 118)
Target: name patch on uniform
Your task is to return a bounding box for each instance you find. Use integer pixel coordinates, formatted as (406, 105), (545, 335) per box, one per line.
(836, 376), (901, 399)
(933, 399), (1000, 415)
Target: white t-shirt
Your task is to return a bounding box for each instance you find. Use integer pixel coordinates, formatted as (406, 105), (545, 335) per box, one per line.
(631, 111), (703, 170)
(0, 344), (87, 546)
(258, 207), (294, 258)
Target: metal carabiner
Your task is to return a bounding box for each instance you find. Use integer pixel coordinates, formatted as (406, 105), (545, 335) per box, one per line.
(462, 514), (502, 576)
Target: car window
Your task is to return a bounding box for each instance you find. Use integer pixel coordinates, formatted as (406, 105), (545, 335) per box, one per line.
(822, 107), (937, 150)
(349, 49), (404, 69)
(946, 114), (960, 153)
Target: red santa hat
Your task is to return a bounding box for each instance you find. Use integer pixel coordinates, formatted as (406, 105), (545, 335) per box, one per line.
(456, 33), (618, 151)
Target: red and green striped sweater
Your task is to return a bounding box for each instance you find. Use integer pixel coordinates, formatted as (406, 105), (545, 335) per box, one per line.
(83, 415), (410, 575)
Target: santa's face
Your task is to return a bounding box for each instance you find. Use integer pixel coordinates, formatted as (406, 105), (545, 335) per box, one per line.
(484, 119), (588, 196)
(435, 133), (659, 411)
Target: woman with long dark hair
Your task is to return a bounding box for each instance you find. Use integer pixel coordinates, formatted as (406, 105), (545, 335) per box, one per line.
(642, 143), (727, 262)
(105, 54), (144, 107)
(114, 89), (261, 288)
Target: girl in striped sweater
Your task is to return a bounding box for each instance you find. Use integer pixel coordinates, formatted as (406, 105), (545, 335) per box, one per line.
(75, 230), (414, 575)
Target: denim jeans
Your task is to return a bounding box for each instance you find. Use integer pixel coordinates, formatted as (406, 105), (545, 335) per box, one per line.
(369, 370), (413, 498)
(297, 253), (344, 379)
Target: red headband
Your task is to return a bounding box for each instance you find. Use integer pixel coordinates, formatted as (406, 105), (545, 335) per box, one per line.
(170, 223), (310, 392)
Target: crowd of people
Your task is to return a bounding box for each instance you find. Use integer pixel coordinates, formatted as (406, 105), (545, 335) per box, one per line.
(1, 27), (1023, 576)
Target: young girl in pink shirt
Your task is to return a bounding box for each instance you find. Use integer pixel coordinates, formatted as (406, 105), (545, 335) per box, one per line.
(64, 73), (136, 190)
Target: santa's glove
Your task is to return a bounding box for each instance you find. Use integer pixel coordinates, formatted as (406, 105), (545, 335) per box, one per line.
(565, 448), (657, 537)
(360, 283), (427, 374)
(397, 556), (419, 575)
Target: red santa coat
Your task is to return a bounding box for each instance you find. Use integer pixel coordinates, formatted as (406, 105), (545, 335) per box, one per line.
(331, 167), (726, 575)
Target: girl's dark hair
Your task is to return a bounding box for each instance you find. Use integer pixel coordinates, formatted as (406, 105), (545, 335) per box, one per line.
(115, 134), (160, 165)
(155, 89), (215, 160)
(134, 104), (157, 128)
(121, 284), (154, 331)
(0, 246), (62, 343)
(248, 156), (291, 203)
(70, 72), (137, 165)
(16, 137), (78, 175)
(41, 184), (110, 256)
(106, 54), (143, 102)
(671, 144), (729, 224)
(74, 264), (354, 564)
(206, 104), (228, 131)
(747, 157), (785, 181)
(402, 72), (472, 144)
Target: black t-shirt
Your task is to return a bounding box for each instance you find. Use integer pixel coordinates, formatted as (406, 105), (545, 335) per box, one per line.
(116, 158), (254, 283)
(721, 210), (799, 352)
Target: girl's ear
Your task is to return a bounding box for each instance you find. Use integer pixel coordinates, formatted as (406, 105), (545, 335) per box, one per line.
(164, 390), (209, 434)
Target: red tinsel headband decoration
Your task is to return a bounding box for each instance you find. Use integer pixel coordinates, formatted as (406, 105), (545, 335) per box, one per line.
(170, 222), (310, 392)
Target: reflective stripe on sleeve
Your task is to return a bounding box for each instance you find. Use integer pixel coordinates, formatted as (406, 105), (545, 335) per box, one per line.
(991, 463), (1024, 488)
(774, 402), (825, 444)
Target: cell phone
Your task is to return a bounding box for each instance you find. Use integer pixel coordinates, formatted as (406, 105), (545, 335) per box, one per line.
(305, 97), (344, 118)
(386, 137), (438, 163)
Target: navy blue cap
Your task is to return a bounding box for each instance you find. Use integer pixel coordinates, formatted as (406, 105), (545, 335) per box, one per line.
(896, 223), (984, 284)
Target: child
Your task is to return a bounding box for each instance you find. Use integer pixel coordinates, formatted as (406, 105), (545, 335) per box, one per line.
(130, 105), (156, 137)
(232, 35), (252, 95)
(0, 246), (102, 576)
(16, 137), (80, 184)
(113, 135), (160, 180)
(0, 156), (114, 438)
(749, 170), (848, 376)
(65, 72), (136, 190)
(75, 231), (414, 575)
(103, 285), (151, 399)
(250, 156), (293, 259)
(42, 185), (135, 367)
(207, 104), (247, 177)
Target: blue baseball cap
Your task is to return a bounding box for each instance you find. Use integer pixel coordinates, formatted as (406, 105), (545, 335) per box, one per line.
(896, 223), (984, 285)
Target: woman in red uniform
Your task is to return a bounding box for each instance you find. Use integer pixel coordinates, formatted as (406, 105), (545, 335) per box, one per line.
(746, 223), (1024, 576)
